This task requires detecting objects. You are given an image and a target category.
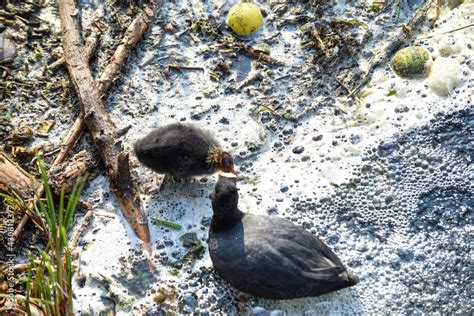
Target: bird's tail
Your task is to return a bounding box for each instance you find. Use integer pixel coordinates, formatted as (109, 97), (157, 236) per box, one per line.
(346, 271), (360, 286)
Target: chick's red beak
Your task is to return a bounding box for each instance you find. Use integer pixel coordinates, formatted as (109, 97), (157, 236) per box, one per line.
(222, 163), (238, 176)
(221, 152), (238, 176)
(228, 164), (238, 176)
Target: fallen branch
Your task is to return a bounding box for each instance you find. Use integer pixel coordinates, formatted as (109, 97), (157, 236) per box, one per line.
(97, 0), (163, 95)
(47, 24), (102, 72)
(51, 112), (85, 168)
(14, 0), (163, 244)
(59, 0), (158, 255)
(49, 149), (96, 195)
(0, 151), (48, 238)
(12, 112), (85, 242)
(0, 151), (38, 196)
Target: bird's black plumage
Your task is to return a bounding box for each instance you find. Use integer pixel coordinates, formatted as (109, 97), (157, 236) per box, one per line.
(134, 123), (226, 178)
(209, 175), (359, 299)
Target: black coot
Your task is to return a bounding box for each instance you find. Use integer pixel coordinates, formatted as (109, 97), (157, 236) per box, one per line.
(134, 123), (237, 179)
(209, 175), (359, 299)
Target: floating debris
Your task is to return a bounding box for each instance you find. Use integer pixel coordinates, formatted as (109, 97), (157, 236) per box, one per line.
(179, 232), (200, 248)
(390, 46), (432, 78)
(151, 216), (182, 230)
(428, 57), (463, 96)
(227, 2), (263, 36)
(387, 89), (397, 97)
(251, 43), (271, 55)
(302, 20), (365, 67)
(180, 243), (204, 265)
(152, 285), (178, 304)
(37, 120), (55, 134)
(96, 273), (136, 311)
(11, 125), (33, 144)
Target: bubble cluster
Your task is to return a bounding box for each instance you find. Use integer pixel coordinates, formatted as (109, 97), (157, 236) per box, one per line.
(291, 108), (474, 313)
(140, 108), (472, 314)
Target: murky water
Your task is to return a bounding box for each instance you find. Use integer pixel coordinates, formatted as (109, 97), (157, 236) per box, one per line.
(154, 107), (473, 315)
(67, 0), (473, 314)
(306, 108), (473, 313)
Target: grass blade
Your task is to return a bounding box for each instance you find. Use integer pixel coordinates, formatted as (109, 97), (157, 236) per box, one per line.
(151, 216), (182, 230)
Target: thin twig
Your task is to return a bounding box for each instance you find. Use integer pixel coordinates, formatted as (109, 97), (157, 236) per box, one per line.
(335, 78), (352, 95)
(167, 64), (205, 71)
(70, 208), (94, 250)
(217, 43), (285, 66)
(97, 0), (163, 95)
(418, 23), (474, 39)
(47, 24), (102, 72)
(237, 72), (263, 90)
(239, 47), (285, 66)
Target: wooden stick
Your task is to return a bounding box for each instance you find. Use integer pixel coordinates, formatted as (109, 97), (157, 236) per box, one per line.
(52, 113), (84, 167)
(58, 0), (152, 251)
(14, 0), (163, 244)
(218, 43), (285, 66)
(0, 152), (38, 196)
(238, 46), (285, 66)
(0, 261), (41, 275)
(0, 151), (47, 240)
(47, 26), (101, 72)
(49, 149), (95, 195)
(97, 0), (163, 95)
(167, 64), (205, 71)
(70, 204), (94, 251)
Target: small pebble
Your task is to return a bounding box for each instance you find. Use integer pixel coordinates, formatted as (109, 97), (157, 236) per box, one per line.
(292, 146), (305, 154)
(219, 117), (230, 125)
(301, 155), (310, 162)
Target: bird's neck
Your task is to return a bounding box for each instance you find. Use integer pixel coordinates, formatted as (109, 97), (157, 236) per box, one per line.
(211, 206), (244, 231)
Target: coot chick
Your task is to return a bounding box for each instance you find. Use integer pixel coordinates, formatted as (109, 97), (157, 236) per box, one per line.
(209, 175), (359, 299)
(134, 123), (237, 179)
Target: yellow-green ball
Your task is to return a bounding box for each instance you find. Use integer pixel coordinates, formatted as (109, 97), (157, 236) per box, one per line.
(227, 3), (263, 36)
(390, 46), (432, 78)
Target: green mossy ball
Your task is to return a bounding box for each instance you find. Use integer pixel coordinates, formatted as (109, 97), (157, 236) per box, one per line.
(390, 46), (432, 78)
